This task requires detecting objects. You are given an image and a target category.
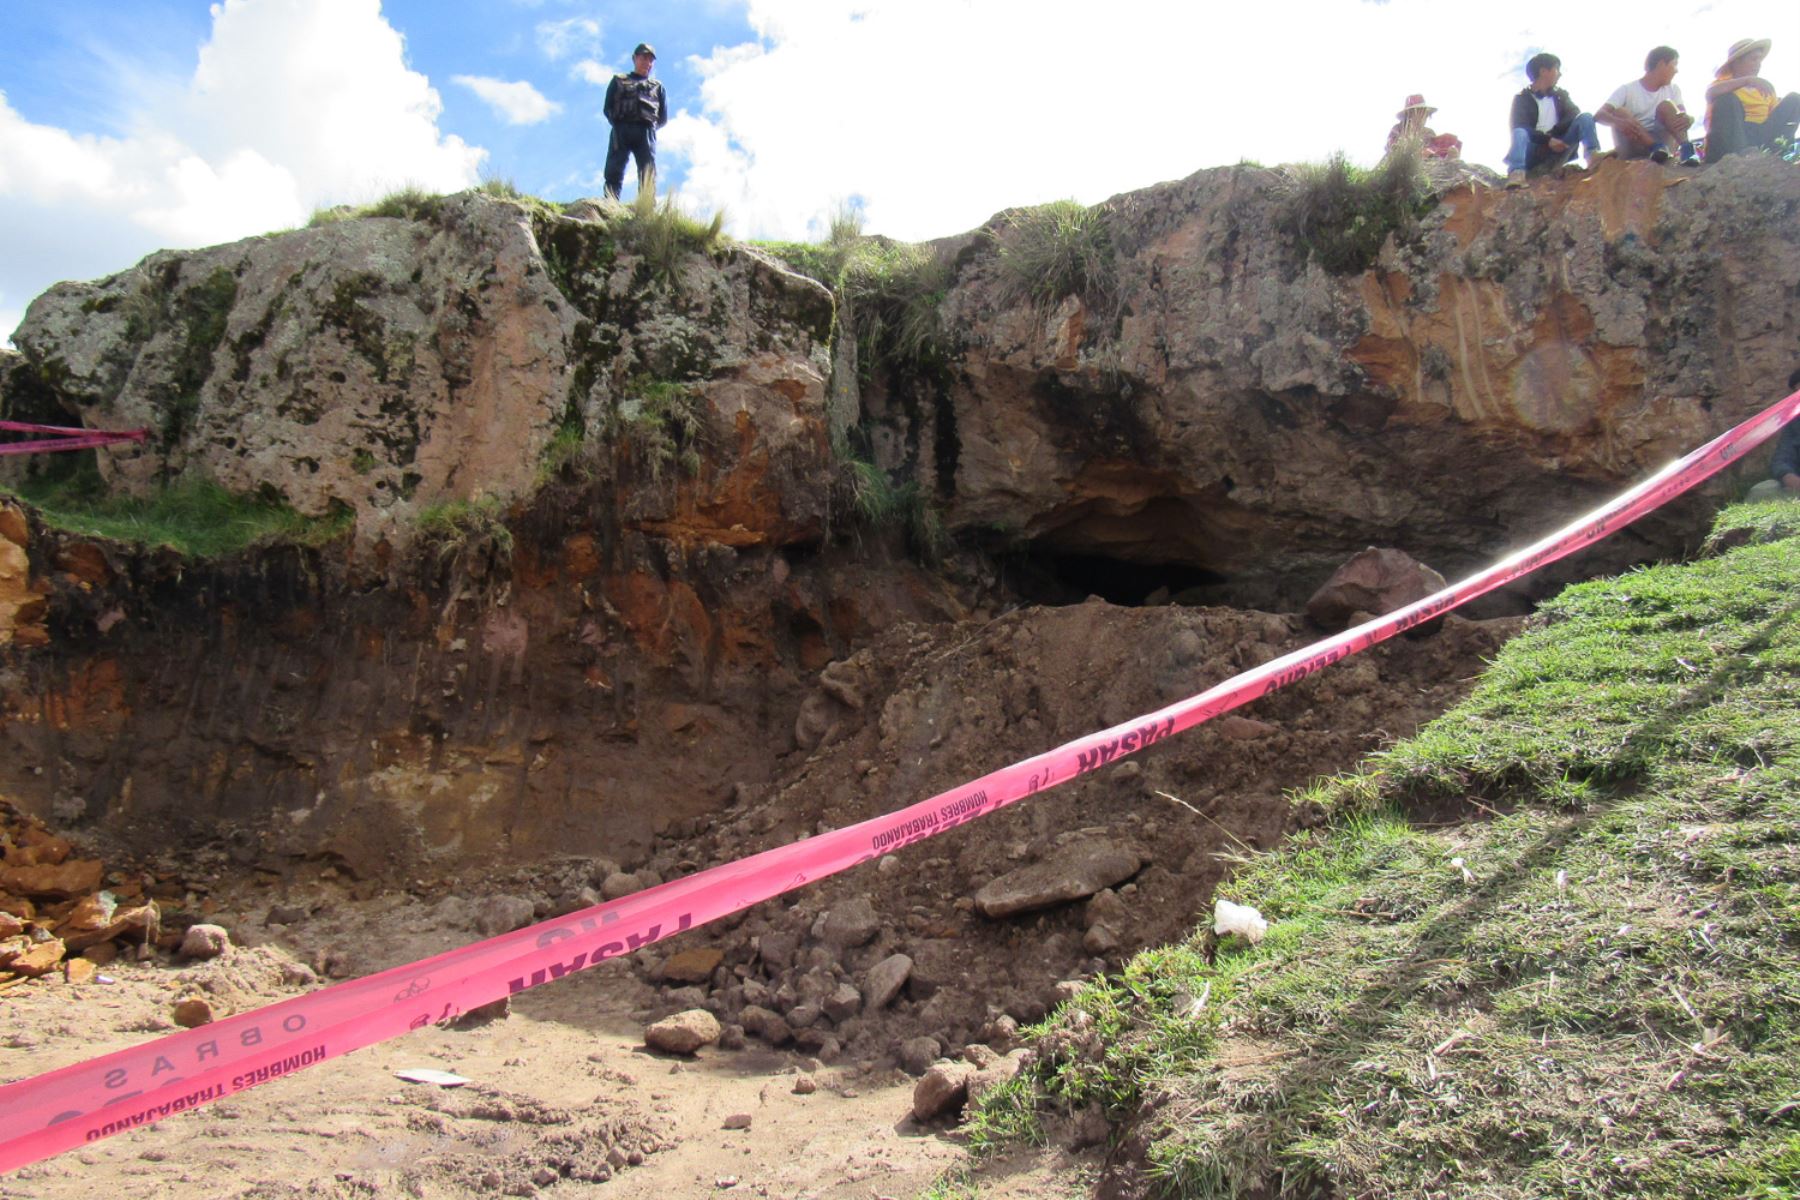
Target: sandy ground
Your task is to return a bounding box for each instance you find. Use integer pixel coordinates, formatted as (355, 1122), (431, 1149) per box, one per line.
(0, 947), (1090, 1199)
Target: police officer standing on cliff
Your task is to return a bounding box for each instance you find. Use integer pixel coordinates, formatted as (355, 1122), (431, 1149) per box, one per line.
(603, 43), (668, 200)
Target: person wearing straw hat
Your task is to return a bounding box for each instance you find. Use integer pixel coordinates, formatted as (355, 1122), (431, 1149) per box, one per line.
(1387, 95), (1463, 159)
(603, 42), (669, 199)
(1597, 46), (1696, 164)
(1703, 37), (1800, 162)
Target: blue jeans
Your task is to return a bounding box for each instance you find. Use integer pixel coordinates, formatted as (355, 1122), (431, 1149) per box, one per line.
(604, 123), (657, 198)
(1505, 112), (1598, 172)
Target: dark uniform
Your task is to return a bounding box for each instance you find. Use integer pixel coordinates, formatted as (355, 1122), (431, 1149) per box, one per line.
(604, 43), (668, 199)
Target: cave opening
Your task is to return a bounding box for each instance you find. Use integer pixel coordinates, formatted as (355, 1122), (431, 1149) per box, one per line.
(1004, 549), (1232, 608)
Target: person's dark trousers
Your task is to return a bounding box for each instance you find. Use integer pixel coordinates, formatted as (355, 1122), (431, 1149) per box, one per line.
(1705, 92), (1800, 161)
(603, 122), (657, 198)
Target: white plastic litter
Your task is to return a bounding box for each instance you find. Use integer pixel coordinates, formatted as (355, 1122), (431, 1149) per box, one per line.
(1213, 898), (1268, 944)
(393, 1068), (471, 1087)
(1450, 857), (1475, 884)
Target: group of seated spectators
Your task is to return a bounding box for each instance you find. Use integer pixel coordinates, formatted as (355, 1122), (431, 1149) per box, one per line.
(1383, 36), (1799, 188)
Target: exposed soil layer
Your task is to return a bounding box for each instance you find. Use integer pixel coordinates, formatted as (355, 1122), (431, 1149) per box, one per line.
(1, 588), (1518, 1197)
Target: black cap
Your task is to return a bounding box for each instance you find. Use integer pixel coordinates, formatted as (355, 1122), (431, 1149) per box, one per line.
(633, 43), (656, 58)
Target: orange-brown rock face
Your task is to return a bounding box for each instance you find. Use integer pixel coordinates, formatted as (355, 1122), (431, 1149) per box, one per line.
(0, 504), (49, 649)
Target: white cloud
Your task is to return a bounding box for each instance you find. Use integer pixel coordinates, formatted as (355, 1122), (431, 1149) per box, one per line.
(0, 0), (483, 347)
(536, 16), (602, 61)
(573, 59), (614, 87)
(453, 76), (564, 125)
(664, 0), (1775, 243)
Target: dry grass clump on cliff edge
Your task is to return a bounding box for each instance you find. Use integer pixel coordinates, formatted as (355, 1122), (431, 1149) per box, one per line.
(1277, 140), (1430, 274)
(989, 199), (1117, 314)
(621, 191), (727, 286)
(967, 504), (1800, 1198)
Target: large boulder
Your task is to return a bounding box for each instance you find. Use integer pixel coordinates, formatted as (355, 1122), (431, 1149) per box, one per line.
(10, 191), (837, 567)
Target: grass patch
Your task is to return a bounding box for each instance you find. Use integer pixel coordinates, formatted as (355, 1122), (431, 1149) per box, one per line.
(989, 199), (1117, 313)
(620, 191), (726, 286)
(1277, 140), (1431, 274)
(416, 494), (513, 555)
(5, 459), (349, 558)
(973, 502), (1800, 1198)
(756, 199), (864, 287)
(841, 240), (950, 378)
(308, 185), (446, 228)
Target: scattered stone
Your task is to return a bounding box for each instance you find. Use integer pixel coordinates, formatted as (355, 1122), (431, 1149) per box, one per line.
(600, 872), (642, 901)
(1083, 923), (1122, 956)
(532, 1167), (559, 1187)
(1305, 547), (1447, 631)
(899, 1036), (941, 1076)
(1050, 979), (1087, 1005)
(62, 957), (96, 985)
(974, 839), (1143, 918)
(757, 931), (799, 970)
(472, 895), (535, 937)
(449, 998), (510, 1029)
(818, 897), (881, 948)
(5, 936), (65, 977)
(912, 1062), (974, 1121)
(644, 1009), (722, 1056)
(657, 947), (724, 985)
(173, 997), (214, 1027)
(792, 1074), (817, 1095)
(1084, 888), (1129, 929)
(266, 903), (308, 925)
(1215, 715), (1278, 740)
(863, 954), (913, 1012)
(718, 1024), (747, 1051)
(822, 982), (862, 1023)
(0, 859), (103, 899)
(722, 1112), (753, 1130)
(179, 924), (231, 960)
(738, 1005), (793, 1047)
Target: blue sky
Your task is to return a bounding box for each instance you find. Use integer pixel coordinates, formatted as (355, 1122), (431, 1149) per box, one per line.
(0, 0), (1786, 345)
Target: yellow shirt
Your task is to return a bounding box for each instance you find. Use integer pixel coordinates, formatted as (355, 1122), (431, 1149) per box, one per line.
(1715, 69), (1776, 123)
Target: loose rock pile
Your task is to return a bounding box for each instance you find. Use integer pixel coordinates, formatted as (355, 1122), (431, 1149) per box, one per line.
(0, 801), (161, 988)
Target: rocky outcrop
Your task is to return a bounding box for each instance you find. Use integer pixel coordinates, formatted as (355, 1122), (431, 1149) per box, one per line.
(8, 193), (836, 564)
(863, 155), (1800, 604)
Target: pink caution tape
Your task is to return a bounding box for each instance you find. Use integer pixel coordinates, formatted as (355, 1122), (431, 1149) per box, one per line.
(0, 421), (147, 456)
(1, 387), (1796, 1172)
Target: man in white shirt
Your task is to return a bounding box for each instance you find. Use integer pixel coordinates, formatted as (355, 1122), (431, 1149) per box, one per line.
(1597, 46), (1697, 163)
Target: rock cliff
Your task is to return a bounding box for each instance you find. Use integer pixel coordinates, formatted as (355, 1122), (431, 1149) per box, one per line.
(2, 158), (1797, 876)
(861, 154), (1800, 603)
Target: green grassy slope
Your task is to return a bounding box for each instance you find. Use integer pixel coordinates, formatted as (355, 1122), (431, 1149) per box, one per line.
(968, 502), (1800, 1199)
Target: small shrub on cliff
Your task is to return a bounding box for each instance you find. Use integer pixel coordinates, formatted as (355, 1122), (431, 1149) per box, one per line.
(990, 199), (1117, 313)
(841, 240), (950, 378)
(608, 380), (706, 482)
(1278, 141), (1430, 274)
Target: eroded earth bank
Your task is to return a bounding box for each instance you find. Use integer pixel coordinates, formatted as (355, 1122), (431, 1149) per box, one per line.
(1, 154), (1797, 1198)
